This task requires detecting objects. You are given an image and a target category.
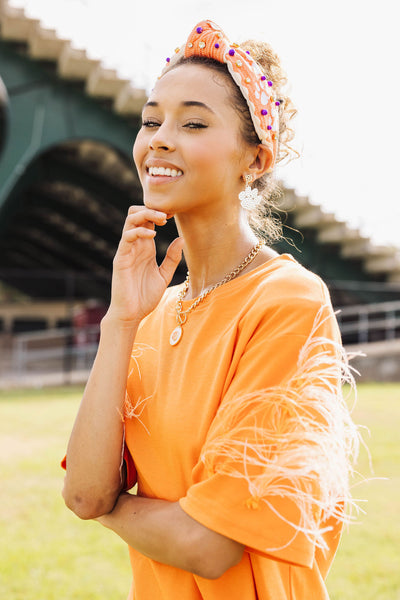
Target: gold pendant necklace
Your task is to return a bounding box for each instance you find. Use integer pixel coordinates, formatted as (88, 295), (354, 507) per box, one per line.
(169, 240), (264, 346)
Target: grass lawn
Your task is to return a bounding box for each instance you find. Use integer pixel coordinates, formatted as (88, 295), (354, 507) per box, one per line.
(327, 383), (400, 600)
(0, 386), (131, 600)
(0, 383), (399, 599)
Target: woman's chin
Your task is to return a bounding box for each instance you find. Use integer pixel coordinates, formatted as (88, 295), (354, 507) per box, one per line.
(143, 196), (177, 217)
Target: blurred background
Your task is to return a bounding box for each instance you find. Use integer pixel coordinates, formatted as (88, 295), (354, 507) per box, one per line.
(0, 0), (399, 386)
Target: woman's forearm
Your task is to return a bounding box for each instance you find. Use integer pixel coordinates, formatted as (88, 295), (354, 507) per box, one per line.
(96, 493), (244, 579)
(63, 314), (139, 519)
(62, 208), (183, 519)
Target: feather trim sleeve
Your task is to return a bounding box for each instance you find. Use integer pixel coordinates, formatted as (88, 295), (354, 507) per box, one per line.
(199, 306), (361, 552)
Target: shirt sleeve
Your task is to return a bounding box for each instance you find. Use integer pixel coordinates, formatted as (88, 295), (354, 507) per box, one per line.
(179, 297), (356, 568)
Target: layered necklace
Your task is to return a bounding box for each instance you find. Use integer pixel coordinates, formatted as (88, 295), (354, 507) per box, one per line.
(169, 240), (264, 346)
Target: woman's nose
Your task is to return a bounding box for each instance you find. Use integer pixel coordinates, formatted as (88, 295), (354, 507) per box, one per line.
(149, 123), (175, 151)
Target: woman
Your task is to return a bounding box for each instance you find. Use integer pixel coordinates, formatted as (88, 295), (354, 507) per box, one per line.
(62, 20), (359, 600)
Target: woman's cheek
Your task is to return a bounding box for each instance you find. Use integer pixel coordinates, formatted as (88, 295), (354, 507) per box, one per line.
(132, 133), (146, 172)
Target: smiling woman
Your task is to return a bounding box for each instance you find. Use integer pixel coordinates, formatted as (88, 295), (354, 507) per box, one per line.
(62, 19), (361, 600)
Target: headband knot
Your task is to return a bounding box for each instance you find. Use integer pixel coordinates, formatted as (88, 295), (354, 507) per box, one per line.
(162, 20), (279, 171)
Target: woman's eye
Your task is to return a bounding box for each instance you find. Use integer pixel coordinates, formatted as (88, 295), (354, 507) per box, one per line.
(142, 120), (160, 128)
(183, 122), (207, 129)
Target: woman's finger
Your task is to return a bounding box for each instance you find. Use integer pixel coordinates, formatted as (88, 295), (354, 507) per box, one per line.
(127, 206), (168, 222)
(158, 237), (184, 286)
(122, 211), (167, 234)
(116, 227), (156, 256)
(123, 226), (157, 242)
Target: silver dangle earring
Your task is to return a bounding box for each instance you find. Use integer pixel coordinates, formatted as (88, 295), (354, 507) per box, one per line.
(239, 174), (260, 210)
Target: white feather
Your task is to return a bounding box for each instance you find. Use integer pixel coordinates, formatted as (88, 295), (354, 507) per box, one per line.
(200, 306), (364, 550)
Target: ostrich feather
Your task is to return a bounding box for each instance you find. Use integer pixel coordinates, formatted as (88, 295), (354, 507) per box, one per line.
(200, 306), (363, 550)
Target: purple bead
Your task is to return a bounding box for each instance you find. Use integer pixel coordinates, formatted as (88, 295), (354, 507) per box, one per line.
(196, 27), (203, 33)
(215, 43), (220, 48)
(229, 48), (235, 56)
(261, 75), (266, 81)
(261, 109), (268, 115)
(166, 57), (170, 62)
(267, 125), (272, 130)
(246, 50), (250, 54)
(275, 101), (280, 106)
(268, 81), (273, 87)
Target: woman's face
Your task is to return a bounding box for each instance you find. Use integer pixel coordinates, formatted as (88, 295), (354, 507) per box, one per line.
(133, 63), (254, 217)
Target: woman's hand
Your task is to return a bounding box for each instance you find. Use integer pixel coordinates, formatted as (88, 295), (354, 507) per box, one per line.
(107, 206), (184, 323)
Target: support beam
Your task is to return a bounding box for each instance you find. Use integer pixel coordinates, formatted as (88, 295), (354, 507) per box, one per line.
(318, 223), (361, 244)
(0, 5), (39, 41)
(58, 44), (100, 80)
(293, 205), (336, 228)
(340, 238), (372, 258)
(114, 83), (147, 115)
(28, 26), (68, 60)
(86, 64), (129, 99)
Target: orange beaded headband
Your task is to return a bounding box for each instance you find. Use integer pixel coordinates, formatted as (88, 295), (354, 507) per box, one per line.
(162, 20), (280, 172)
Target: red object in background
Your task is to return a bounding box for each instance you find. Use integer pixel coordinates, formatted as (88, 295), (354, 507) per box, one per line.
(73, 302), (107, 345)
(61, 445), (137, 491)
(73, 303), (107, 328)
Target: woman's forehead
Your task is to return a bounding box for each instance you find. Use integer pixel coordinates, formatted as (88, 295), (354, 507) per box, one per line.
(149, 63), (230, 106)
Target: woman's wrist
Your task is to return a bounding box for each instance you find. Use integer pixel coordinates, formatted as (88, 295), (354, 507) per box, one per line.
(101, 310), (142, 333)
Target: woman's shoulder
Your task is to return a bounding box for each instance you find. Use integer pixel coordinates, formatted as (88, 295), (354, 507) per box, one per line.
(240, 254), (339, 342)
(242, 253), (331, 308)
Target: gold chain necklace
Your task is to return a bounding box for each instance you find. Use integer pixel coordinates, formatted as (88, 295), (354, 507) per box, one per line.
(169, 240), (264, 346)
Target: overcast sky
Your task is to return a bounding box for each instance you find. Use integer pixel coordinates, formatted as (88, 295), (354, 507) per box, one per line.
(9, 0), (400, 249)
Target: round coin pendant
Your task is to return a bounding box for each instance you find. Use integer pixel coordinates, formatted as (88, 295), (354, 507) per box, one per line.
(170, 325), (183, 346)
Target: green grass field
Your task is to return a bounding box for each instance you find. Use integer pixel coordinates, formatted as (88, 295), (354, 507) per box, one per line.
(0, 383), (399, 599)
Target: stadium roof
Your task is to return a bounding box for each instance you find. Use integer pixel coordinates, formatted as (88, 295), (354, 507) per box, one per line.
(0, 0), (399, 306)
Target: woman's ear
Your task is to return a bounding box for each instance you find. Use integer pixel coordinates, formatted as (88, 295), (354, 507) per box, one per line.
(248, 144), (274, 177)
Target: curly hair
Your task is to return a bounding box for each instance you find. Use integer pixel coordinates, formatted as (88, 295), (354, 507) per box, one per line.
(166, 42), (297, 242)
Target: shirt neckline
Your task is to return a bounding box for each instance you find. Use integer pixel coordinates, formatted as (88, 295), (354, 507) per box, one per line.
(176, 253), (296, 309)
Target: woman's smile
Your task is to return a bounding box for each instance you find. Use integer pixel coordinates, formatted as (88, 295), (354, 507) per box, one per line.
(145, 159), (184, 186)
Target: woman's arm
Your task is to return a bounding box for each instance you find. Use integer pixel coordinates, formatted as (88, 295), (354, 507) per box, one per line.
(96, 493), (244, 580)
(62, 207), (184, 519)
(62, 317), (138, 519)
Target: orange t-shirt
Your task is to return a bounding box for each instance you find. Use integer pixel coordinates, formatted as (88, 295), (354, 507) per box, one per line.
(124, 254), (347, 600)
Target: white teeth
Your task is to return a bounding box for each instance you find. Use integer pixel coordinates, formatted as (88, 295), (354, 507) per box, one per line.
(148, 166), (183, 177)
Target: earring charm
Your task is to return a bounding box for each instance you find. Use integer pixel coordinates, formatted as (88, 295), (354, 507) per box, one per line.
(239, 174), (260, 210)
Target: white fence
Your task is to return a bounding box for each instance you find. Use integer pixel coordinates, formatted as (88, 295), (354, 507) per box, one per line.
(337, 300), (400, 345)
(1, 300), (400, 387)
(1, 325), (100, 387)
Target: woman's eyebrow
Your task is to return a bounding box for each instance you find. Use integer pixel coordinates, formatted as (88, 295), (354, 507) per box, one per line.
(181, 101), (215, 114)
(143, 101), (158, 109)
(143, 100), (215, 114)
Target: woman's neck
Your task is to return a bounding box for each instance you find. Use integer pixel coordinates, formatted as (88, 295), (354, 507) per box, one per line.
(174, 208), (272, 300)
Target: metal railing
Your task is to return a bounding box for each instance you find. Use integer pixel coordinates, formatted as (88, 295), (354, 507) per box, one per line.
(2, 300), (400, 386)
(11, 325), (100, 382)
(336, 300), (400, 345)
